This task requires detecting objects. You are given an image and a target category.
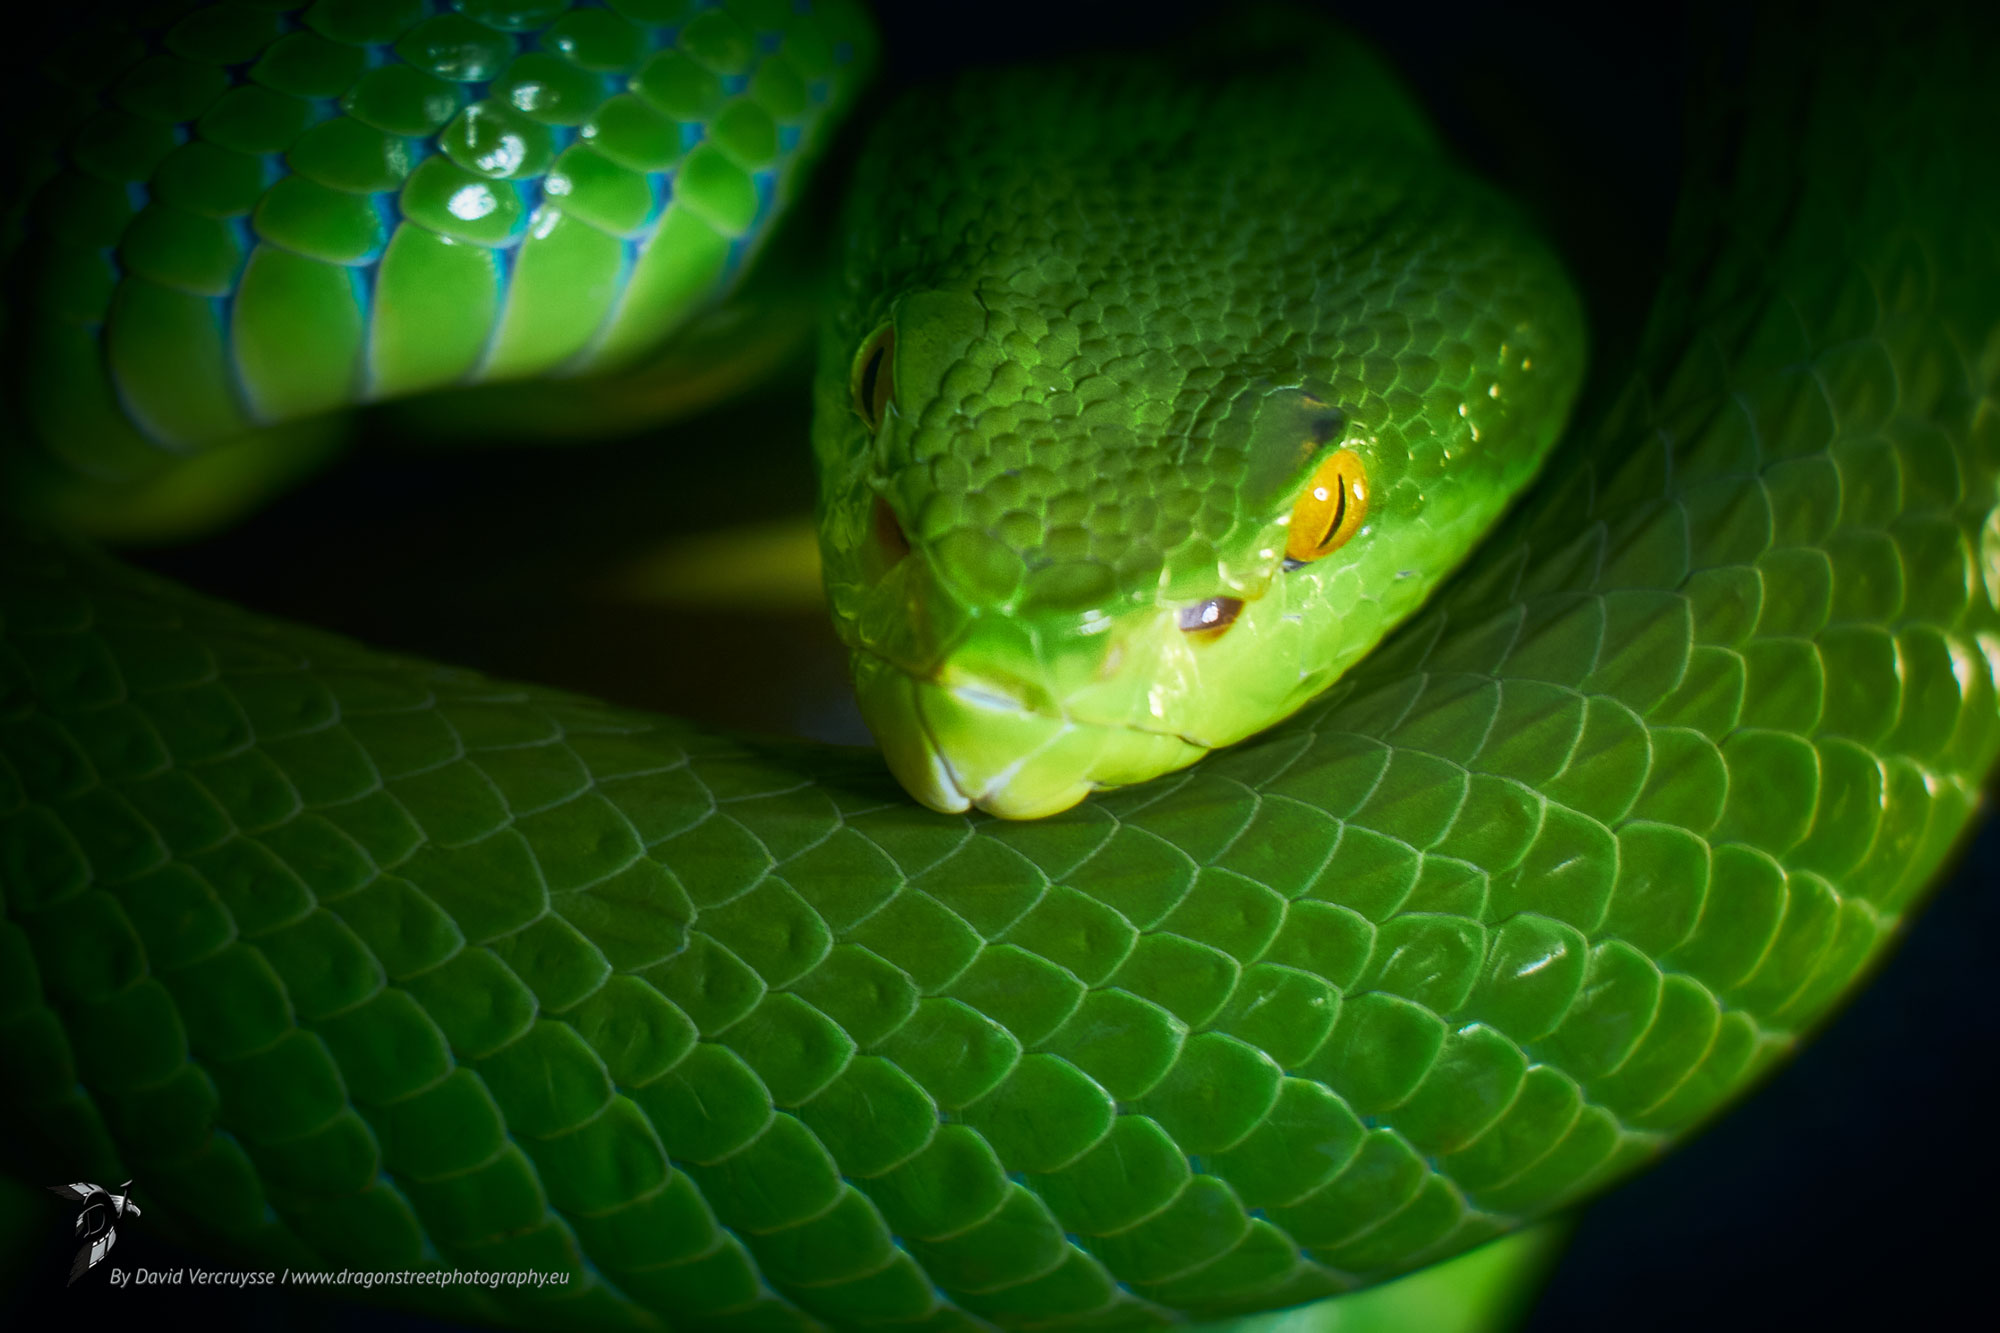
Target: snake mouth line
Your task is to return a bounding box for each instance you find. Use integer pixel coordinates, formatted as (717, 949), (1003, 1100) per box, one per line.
(851, 645), (1218, 818)
(850, 642), (1220, 747)
(911, 702), (1041, 816)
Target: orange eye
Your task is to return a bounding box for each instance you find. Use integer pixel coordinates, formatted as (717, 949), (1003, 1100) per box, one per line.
(851, 324), (895, 432)
(1285, 448), (1369, 564)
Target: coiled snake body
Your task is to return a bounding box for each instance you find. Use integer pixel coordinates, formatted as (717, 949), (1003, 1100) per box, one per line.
(2, 1), (1995, 1328)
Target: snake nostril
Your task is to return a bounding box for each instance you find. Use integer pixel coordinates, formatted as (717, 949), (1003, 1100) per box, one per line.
(853, 325), (896, 432)
(871, 495), (911, 574)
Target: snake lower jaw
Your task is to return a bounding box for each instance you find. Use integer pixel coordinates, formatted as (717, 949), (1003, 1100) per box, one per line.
(850, 651), (1212, 818)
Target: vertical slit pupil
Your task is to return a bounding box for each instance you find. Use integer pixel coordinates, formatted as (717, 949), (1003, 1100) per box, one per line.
(1316, 482), (1348, 552)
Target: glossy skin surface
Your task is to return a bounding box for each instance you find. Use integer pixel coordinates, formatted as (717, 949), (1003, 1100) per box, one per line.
(3, 2), (1998, 1331)
(5, 0), (875, 534)
(812, 23), (1583, 817)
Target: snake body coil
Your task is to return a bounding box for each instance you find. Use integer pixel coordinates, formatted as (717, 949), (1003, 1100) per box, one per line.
(3, 2), (1997, 1329)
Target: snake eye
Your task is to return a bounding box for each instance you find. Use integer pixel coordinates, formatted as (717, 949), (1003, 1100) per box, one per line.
(852, 324), (896, 432)
(1285, 447), (1370, 565)
(1179, 596), (1243, 639)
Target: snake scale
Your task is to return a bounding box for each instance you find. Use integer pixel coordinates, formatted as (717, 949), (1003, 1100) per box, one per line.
(2, 1), (1996, 1329)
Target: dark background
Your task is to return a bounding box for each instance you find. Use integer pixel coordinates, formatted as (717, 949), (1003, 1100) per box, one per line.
(6, 1), (1993, 1329)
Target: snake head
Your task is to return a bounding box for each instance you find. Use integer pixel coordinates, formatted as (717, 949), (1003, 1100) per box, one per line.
(814, 38), (1585, 819)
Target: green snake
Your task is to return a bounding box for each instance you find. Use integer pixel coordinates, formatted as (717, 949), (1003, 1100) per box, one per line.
(3, 1), (1996, 1328)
